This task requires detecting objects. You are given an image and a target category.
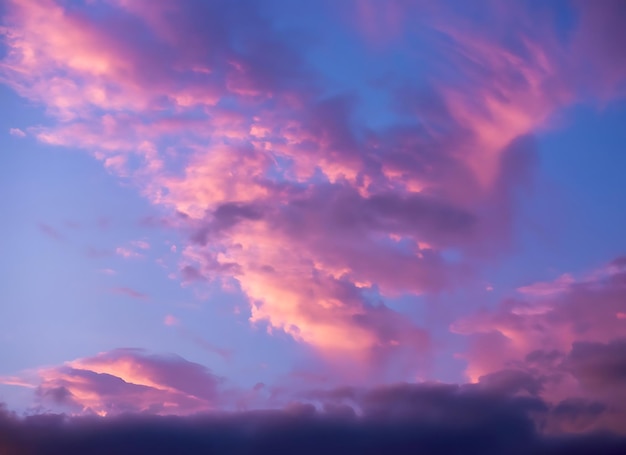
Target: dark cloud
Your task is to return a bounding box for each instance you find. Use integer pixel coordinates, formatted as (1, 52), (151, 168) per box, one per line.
(565, 339), (626, 393)
(2, 382), (626, 454)
(192, 202), (265, 244)
(549, 398), (609, 434)
(477, 369), (544, 396)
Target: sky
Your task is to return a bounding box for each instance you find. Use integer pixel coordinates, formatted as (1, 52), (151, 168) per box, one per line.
(1, 0), (626, 453)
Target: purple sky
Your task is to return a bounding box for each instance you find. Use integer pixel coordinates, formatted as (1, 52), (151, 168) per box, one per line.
(1, 0), (626, 452)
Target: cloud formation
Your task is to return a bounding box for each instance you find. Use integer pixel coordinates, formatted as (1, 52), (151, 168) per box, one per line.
(452, 258), (626, 432)
(3, 381), (626, 455)
(1, 0), (625, 424)
(23, 349), (222, 416)
(9, 127), (26, 137)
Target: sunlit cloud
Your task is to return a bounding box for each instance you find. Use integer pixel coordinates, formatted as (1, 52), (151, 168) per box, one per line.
(1, 0), (625, 444)
(15, 349), (223, 416)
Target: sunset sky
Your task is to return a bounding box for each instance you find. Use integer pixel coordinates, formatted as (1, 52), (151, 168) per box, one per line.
(1, 0), (626, 453)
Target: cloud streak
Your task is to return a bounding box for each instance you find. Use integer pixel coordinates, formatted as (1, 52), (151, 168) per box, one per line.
(110, 287), (148, 300)
(9, 127), (26, 137)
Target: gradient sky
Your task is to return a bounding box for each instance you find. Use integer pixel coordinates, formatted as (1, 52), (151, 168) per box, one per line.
(1, 0), (626, 448)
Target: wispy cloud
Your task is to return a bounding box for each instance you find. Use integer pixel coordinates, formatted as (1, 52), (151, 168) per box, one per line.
(111, 287), (148, 300)
(37, 223), (64, 242)
(115, 247), (142, 259)
(9, 127), (26, 137)
(98, 268), (117, 276)
(130, 240), (150, 250)
(163, 314), (179, 326)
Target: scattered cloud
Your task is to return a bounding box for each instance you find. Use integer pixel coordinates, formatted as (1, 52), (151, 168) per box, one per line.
(115, 247), (142, 259)
(163, 314), (179, 326)
(98, 268), (116, 276)
(8, 127), (26, 137)
(517, 274), (575, 297)
(131, 240), (150, 250)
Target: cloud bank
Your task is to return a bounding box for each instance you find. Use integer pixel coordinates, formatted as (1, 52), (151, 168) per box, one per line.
(3, 381), (626, 455)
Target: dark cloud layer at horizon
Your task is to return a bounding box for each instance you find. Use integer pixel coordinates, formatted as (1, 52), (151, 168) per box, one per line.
(3, 382), (626, 455)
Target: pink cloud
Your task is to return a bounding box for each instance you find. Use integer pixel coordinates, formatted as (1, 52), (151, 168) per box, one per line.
(0, 376), (36, 388)
(9, 127), (25, 137)
(98, 268), (117, 276)
(130, 240), (150, 250)
(451, 258), (626, 420)
(517, 274), (575, 297)
(102, 154), (128, 176)
(163, 314), (179, 326)
(28, 348), (222, 416)
(115, 247), (141, 259)
(2, 0), (625, 381)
